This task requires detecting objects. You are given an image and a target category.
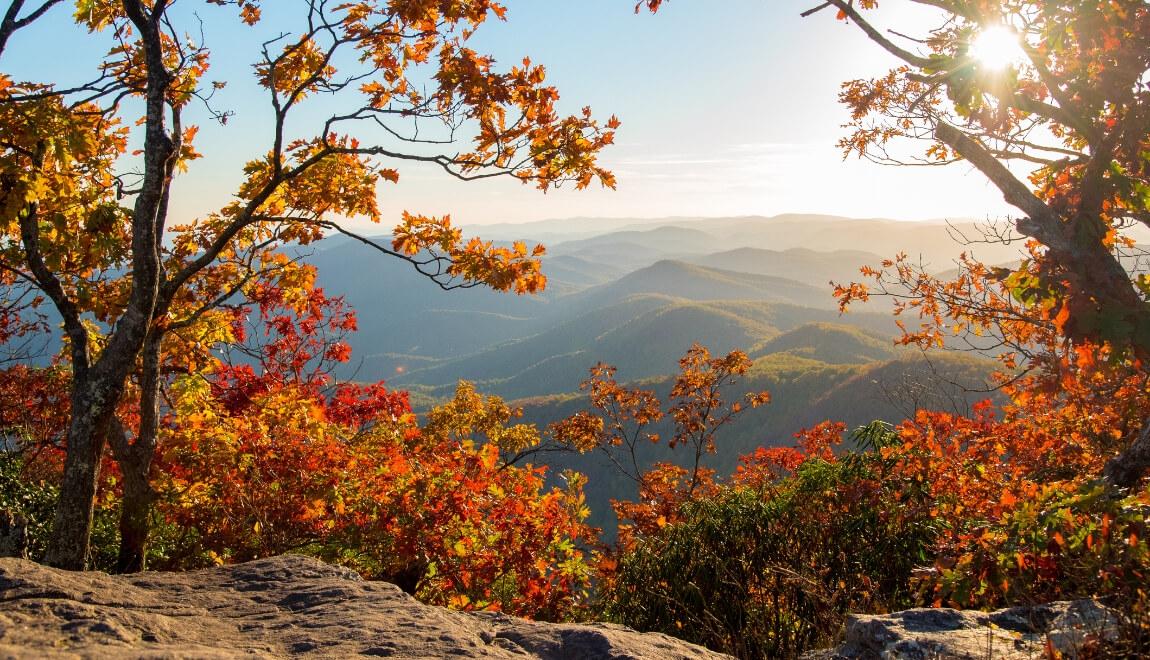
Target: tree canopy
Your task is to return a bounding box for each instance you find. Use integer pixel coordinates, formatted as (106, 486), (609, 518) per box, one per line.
(817, 0), (1150, 485)
(0, 0), (617, 570)
(821, 0), (1150, 350)
(634, 0), (1150, 485)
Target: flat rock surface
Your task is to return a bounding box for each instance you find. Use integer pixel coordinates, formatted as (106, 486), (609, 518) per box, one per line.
(0, 555), (729, 659)
(807, 600), (1119, 659)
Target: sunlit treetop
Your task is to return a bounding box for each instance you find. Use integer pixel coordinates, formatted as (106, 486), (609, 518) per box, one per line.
(793, 0), (1150, 488)
(821, 0), (1150, 348)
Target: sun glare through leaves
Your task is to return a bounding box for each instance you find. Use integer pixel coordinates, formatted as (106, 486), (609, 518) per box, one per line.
(968, 25), (1025, 71)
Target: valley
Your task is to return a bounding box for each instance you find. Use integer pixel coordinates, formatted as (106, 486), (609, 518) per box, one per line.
(307, 214), (1010, 530)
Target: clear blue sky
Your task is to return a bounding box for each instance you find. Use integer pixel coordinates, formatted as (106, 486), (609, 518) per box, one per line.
(5, 1), (1015, 230)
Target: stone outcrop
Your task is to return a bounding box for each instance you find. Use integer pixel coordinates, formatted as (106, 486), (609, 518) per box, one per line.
(0, 554), (729, 659)
(807, 600), (1120, 659)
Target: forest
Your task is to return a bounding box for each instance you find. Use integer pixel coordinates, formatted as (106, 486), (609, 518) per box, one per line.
(1, 0), (1149, 658)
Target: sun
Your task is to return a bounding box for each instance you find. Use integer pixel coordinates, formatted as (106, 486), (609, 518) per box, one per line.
(969, 25), (1024, 71)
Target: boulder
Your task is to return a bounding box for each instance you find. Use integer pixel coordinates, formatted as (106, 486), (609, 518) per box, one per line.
(807, 600), (1120, 659)
(0, 555), (729, 659)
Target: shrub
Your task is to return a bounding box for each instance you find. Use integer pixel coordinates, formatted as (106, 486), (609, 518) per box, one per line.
(931, 482), (1150, 606)
(0, 448), (119, 569)
(600, 425), (940, 659)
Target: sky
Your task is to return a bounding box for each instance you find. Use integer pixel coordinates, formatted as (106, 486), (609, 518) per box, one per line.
(6, 1), (1019, 231)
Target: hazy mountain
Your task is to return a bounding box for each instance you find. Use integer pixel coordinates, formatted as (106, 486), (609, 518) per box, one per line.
(551, 225), (718, 256)
(689, 247), (887, 289)
(386, 294), (676, 393)
(458, 215), (711, 244)
(750, 322), (900, 364)
(389, 295), (776, 399)
(302, 214), (998, 392)
(305, 213), (1013, 323)
(563, 260), (838, 313)
(499, 215), (1029, 280)
(537, 254), (630, 291)
(306, 237), (592, 364)
(311, 241), (860, 382)
(563, 214), (1029, 268)
(390, 295), (897, 402)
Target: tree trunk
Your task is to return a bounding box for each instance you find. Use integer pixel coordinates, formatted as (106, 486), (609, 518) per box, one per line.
(1103, 420), (1150, 490)
(25, 0), (175, 572)
(115, 458), (154, 573)
(111, 336), (162, 573)
(43, 385), (113, 570)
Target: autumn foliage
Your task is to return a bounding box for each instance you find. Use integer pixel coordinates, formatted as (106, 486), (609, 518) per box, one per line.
(597, 343), (1150, 656)
(154, 287), (601, 618)
(549, 344), (768, 545)
(4, 1), (1150, 657)
(0, 281), (596, 619)
(0, 0), (620, 571)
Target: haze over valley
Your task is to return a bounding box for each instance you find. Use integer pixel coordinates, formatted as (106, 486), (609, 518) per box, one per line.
(307, 213), (1010, 528)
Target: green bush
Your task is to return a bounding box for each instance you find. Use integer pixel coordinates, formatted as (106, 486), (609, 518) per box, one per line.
(599, 434), (941, 659)
(0, 448), (57, 559)
(0, 449), (119, 570)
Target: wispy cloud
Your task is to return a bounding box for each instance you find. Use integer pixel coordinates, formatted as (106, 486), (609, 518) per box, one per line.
(617, 156), (733, 167)
(727, 142), (819, 154)
(611, 142), (830, 191)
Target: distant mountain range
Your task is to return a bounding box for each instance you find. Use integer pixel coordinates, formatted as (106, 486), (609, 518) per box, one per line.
(465, 214), (1026, 268)
(309, 214), (1022, 379)
(304, 214), (1010, 526)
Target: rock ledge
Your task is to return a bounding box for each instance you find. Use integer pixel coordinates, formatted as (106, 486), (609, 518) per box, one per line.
(0, 555), (729, 659)
(807, 599), (1119, 659)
